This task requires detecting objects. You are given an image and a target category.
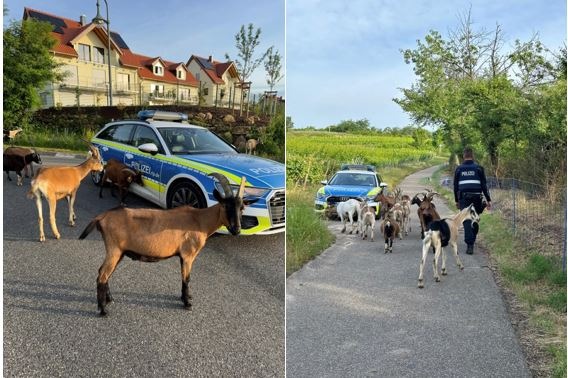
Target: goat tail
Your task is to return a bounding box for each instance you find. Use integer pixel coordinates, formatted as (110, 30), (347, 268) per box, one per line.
(79, 218), (100, 240)
(27, 179), (39, 199)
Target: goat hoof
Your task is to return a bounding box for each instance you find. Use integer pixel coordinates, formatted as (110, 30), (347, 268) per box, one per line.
(99, 310), (108, 317)
(435, 277), (440, 282)
(418, 282), (424, 289)
(441, 270), (447, 276)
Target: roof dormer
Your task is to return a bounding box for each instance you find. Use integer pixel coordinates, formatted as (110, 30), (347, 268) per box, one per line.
(151, 58), (165, 76)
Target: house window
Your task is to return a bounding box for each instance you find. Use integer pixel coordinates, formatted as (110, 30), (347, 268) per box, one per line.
(153, 65), (163, 76)
(177, 70), (185, 80)
(117, 73), (130, 91)
(93, 69), (106, 88)
(150, 84), (164, 97)
(78, 44), (91, 61)
(94, 47), (105, 64)
(179, 88), (189, 100)
(203, 87), (209, 96)
(195, 72), (200, 81)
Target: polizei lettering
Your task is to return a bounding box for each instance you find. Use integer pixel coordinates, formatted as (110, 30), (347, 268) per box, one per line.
(461, 171), (476, 176)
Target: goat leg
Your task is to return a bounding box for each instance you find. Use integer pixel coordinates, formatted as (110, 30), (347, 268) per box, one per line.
(180, 257), (193, 309)
(450, 241), (464, 271)
(48, 197), (61, 239)
(97, 281), (109, 317)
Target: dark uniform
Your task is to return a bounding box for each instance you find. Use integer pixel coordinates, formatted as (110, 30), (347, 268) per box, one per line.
(453, 160), (491, 250)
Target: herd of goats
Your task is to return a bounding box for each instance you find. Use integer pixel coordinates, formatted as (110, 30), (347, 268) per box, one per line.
(4, 145), (256, 316)
(331, 187), (480, 289)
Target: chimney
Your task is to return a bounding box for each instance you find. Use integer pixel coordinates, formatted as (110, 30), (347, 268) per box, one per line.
(80, 15), (86, 26)
(208, 55), (212, 62)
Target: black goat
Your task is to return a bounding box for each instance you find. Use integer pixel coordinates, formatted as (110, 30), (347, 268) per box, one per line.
(4, 152), (42, 185)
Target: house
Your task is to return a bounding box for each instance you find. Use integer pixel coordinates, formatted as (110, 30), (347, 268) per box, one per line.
(186, 55), (243, 108)
(23, 7), (199, 108)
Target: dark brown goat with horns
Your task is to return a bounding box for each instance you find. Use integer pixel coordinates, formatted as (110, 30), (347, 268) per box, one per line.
(79, 173), (258, 316)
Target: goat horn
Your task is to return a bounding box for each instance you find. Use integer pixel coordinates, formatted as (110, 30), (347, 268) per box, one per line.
(121, 168), (137, 176)
(208, 172), (233, 198)
(237, 176), (246, 198)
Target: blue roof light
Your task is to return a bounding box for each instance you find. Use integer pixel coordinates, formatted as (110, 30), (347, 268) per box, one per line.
(137, 110), (188, 122)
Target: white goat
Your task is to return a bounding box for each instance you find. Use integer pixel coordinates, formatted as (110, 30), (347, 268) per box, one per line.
(336, 198), (362, 234)
(359, 204), (376, 241)
(28, 145), (103, 242)
(245, 139), (260, 154)
(400, 194), (411, 235)
(418, 204), (480, 288)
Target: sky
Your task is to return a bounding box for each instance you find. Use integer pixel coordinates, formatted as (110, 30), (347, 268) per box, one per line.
(3, 0), (285, 97)
(287, 0), (567, 129)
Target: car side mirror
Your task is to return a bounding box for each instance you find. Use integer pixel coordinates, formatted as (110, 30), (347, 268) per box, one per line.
(379, 182), (388, 188)
(138, 143), (159, 155)
(320, 180), (328, 185)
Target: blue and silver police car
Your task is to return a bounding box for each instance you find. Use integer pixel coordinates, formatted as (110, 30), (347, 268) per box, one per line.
(91, 110), (285, 235)
(314, 164), (387, 217)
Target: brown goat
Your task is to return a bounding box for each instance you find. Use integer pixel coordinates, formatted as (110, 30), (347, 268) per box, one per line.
(380, 212), (401, 253)
(412, 189), (441, 240)
(99, 158), (143, 205)
(28, 145), (103, 242)
(79, 173), (258, 316)
(374, 191), (396, 219)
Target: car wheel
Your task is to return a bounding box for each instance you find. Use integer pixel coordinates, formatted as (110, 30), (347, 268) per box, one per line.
(167, 181), (206, 209)
(91, 169), (104, 186)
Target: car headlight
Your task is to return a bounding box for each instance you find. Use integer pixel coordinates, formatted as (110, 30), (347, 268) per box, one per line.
(230, 185), (270, 198)
(316, 187), (327, 200)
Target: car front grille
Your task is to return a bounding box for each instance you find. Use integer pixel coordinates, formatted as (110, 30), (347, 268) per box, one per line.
(269, 190), (285, 225)
(326, 196), (354, 205)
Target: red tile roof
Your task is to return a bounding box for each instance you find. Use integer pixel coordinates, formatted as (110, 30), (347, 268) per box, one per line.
(121, 51), (198, 87)
(23, 7), (198, 87)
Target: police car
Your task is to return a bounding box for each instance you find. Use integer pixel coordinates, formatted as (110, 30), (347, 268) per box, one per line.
(91, 110), (285, 235)
(314, 164), (387, 217)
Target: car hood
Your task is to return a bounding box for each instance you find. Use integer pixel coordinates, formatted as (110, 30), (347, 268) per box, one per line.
(321, 185), (377, 198)
(176, 153), (285, 189)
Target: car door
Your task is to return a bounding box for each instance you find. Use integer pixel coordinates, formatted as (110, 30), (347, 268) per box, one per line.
(126, 124), (164, 204)
(95, 123), (135, 163)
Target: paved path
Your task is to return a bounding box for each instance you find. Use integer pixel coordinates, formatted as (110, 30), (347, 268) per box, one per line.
(286, 165), (529, 378)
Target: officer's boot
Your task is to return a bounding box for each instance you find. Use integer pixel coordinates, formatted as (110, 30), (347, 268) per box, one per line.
(466, 244), (474, 255)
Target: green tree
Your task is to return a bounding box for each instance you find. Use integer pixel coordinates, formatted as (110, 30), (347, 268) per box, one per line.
(4, 18), (61, 130)
(393, 8), (563, 182)
(225, 23), (270, 83)
(264, 47), (284, 91)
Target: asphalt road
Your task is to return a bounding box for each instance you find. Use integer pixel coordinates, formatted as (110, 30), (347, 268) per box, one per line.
(286, 165), (530, 378)
(4, 154), (285, 377)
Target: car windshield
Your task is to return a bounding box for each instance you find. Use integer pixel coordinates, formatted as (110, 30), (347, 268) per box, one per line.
(158, 127), (237, 155)
(329, 172), (376, 186)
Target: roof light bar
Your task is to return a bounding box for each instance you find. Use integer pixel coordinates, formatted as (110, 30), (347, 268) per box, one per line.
(340, 164), (376, 172)
(137, 110), (188, 122)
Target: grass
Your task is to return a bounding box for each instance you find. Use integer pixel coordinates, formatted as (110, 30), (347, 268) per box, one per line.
(286, 157), (447, 276)
(430, 165), (567, 378)
(13, 128), (91, 152)
(286, 187), (335, 275)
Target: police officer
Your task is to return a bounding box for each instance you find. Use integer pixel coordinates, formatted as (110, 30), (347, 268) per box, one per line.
(453, 147), (492, 254)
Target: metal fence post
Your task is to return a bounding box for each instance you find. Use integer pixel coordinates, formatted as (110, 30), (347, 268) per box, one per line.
(512, 178), (517, 235)
(562, 194), (568, 274)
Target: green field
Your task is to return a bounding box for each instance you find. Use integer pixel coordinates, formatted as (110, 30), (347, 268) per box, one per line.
(287, 131), (439, 185)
